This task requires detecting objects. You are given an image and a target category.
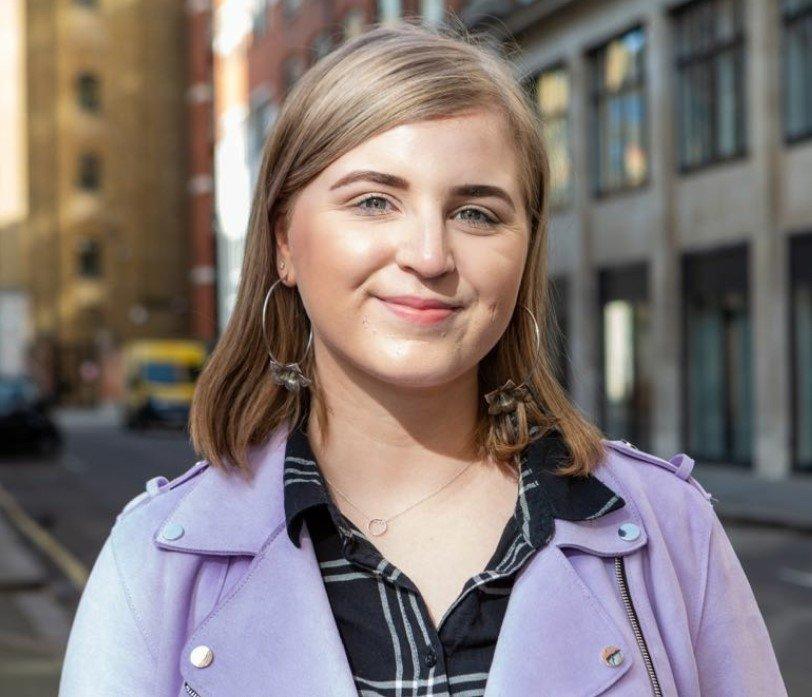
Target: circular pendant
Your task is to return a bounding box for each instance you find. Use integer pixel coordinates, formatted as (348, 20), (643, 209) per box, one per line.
(368, 518), (388, 536)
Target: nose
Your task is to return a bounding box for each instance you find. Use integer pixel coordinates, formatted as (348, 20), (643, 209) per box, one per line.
(394, 214), (456, 279)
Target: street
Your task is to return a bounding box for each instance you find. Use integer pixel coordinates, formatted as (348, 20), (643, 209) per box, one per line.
(0, 408), (809, 695)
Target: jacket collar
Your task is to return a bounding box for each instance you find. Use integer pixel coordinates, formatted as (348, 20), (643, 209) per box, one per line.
(154, 421), (646, 558)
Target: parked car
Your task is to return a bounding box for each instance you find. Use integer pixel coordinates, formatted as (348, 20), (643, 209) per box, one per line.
(122, 339), (207, 430)
(0, 375), (62, 457)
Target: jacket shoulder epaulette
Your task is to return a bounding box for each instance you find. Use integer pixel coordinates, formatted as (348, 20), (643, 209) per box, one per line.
(603, 439), (715, 503)
(117, 459), (210, 521)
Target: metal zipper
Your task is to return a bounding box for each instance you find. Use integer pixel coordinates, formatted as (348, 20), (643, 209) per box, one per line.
(184, 682), (201, 697)
(614, 555), (663, 697)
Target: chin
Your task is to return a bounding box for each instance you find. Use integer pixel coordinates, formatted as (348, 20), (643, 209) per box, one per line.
(361, 352), (469, 388)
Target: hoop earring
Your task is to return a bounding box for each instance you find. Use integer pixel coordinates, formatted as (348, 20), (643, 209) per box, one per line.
(483, 304), (542, 418)
(261, 277), (313, 393)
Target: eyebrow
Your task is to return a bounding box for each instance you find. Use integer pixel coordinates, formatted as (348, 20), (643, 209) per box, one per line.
(329, 169), (517, 210)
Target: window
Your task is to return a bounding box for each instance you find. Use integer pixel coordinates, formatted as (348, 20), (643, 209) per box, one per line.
(598, 264), (652, 450)
(529, 66), (572, 207)
(673, 0), (746, 170)
(282, 0), (300, 22)
(141, 362), (198, 384)
(77, 238), (101, 277)
(252, 0), (268, 37)
(589, 26), (648, 195)
(343, 9), (365, 41)
(282, 55), (305, 95)
(77, 153), (101, 191)
(548, 276), (570, 393)
(790, 234), (812, 472)
(682, 245), (752, 465)
(421, 0), (444, 26)
(377, 0), (402, 24)
(76, 72), (100, 112)
(310, 31), (333, 64)
(783, 0), (812, 141)
(247, 93), (277, 186)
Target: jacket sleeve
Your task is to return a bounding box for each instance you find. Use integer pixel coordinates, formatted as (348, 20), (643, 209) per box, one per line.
(58, 527), (157, 696)
(692, 508), (788, 696)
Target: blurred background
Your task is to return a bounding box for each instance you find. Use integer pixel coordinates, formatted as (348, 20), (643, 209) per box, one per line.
(0, 0), (810, 694)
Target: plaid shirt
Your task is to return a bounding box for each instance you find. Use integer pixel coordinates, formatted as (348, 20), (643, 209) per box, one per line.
(283, 422), (626, 697)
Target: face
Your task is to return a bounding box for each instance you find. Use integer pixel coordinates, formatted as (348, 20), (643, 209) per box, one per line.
(274, 108), (530, 392)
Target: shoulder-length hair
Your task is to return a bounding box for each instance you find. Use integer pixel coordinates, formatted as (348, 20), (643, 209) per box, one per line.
(190, 18), (609, 479)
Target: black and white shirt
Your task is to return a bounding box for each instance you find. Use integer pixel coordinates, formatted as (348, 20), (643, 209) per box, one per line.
(283, 420), (626, 697)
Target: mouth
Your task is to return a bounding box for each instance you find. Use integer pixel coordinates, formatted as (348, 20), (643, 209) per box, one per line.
(374, 297), (461, 326)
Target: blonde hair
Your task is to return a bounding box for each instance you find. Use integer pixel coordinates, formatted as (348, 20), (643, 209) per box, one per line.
(189, 18), (608, 479)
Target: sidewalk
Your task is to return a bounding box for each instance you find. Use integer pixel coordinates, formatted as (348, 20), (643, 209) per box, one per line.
(50, 402), (122, 429)
(0, 510), (71, 696)
(693, 462), (812, 532)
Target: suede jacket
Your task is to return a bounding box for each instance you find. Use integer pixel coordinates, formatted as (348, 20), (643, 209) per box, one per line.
(58, 424), (788, 696)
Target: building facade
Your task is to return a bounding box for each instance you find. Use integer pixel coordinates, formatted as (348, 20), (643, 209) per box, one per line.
(24, 0), (190, 404)
(187, 0), (218, 344)
(463, 0), (812, 478)
(0, 0), (32, 380)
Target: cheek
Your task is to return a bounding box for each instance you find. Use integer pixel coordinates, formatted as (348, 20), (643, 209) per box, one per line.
(460, 240), (526, 324)
(292, 220), (384, 315)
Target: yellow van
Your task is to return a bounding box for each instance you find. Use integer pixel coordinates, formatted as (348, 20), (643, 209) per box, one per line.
(122, 339), (207, 429)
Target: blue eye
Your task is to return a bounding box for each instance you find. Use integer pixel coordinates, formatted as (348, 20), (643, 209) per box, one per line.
(355, 196), (392, 214)
(352, 196), (499, 228)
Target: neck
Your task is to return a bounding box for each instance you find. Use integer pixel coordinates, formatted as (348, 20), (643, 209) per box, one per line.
(305, 346), (486, 514)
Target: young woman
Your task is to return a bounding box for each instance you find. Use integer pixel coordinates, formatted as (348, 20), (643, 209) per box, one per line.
(59, 20), (786, 697)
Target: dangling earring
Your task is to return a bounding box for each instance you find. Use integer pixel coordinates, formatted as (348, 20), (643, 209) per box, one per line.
(261, 270), (313, 393)
(483, 304), (543, 433)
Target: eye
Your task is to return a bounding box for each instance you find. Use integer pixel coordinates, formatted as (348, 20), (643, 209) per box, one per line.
(353, 195), (393, 215)
(456, 207), (499, 228)
(352, 196), (499, 229)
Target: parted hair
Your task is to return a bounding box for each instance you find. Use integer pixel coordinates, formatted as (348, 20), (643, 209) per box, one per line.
(189, 17), (609, 479)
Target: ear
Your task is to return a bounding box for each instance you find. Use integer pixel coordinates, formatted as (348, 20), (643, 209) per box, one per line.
(272, 209), (296, 287)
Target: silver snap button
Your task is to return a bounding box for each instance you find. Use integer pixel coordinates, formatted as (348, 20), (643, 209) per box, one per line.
(601, 645), (624, 666)
(618, 522), (640, 541)
(162, 522), (185, 541)
(190, 644), (214, 668)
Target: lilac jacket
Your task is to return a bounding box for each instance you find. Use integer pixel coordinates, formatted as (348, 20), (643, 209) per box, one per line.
(58, 425), (787, 696)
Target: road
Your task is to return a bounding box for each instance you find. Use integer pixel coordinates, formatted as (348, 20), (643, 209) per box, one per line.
(0, 407), (809, 695)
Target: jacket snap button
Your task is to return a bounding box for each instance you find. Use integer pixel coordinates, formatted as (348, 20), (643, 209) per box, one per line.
(618, 522), (640, 541)
(190, 645), (214, 668)
(162, 522), (185, 541)
(601, 645), (624, 666)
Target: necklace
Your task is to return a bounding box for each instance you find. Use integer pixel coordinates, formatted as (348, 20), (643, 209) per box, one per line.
(321, 459), (477, 537)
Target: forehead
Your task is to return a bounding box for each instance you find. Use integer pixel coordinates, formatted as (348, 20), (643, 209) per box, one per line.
(317, 108), (522, 193)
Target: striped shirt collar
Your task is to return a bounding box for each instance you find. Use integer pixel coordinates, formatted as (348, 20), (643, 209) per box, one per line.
(283, 421), (625, 550)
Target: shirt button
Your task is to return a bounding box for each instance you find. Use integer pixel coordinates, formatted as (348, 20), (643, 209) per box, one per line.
(425, 647), (437, 667)
(190, 644), (214, 668)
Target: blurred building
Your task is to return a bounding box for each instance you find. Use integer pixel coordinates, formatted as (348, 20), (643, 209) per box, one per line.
(0, 0), (32, 381)
(212, 0), (462, 328)
(187, 0), (218, 344)
(23, 0), (190, 405)
(465, 0), (812, 478)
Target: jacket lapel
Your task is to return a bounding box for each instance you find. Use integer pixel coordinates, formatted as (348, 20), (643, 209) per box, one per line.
(483, 500), (648, 696)
(162, 424), (649, 696)
(179, 520), (358, 697)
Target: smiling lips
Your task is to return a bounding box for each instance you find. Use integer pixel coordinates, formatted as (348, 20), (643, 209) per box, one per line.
(376, 295), (461, 326)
